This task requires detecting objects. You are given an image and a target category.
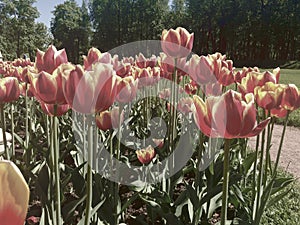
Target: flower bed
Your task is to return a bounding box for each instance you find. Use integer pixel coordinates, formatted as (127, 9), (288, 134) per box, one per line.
(0, 27), (299, 225)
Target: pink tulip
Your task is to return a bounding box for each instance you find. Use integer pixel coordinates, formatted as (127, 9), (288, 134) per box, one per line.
(161, 27), (194, 58)
(192, 90), (270, 138)
(0, 160), (29, 225)
(35, 45), (68, 74)
(136, 53), (157, 68)
(83, 47), (102, 70)
(30, 63), (75, 105)
(177, 97), (194, 114)
(116, 76), (138, 103)
(0, 77), (20, 103)
(280, 84), (300, 111)
(188, 54), (216, 85)
(270, 107), (288, 118)
(204, 82), (223, 97)
(63, 63), (117, 114)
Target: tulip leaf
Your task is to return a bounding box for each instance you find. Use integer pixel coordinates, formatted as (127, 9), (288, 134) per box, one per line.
(62, 196), (86, 221)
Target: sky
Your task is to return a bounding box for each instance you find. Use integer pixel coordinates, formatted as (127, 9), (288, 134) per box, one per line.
(34, 0), (83, 28)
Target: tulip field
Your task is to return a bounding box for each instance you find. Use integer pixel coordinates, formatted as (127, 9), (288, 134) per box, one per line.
(1, 27), (300, 225)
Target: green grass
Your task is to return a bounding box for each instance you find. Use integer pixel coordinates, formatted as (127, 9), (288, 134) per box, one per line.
(279, 69), (300, 87)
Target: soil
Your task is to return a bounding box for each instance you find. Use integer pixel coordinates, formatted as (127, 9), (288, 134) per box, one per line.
(248, 124), (300, 179)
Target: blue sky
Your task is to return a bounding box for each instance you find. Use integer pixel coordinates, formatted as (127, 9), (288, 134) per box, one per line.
(34, 0), (82, 28)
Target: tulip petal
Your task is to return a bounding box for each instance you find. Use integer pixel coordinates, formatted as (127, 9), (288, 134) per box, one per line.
(243, 118), (270, 138)
(0, 160), (29, 225)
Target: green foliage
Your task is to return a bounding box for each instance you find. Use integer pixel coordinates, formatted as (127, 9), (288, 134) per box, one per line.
(261, 172), (300, 225)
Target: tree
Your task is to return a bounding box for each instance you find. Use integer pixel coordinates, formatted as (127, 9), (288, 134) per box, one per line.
(89, 0), (169, 52)
(51, 0), (91, 63)
(0, 0), (51, 60)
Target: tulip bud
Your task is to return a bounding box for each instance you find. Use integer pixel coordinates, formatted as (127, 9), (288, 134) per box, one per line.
(136, 145), (156, 164)
(95, 107), (124, 131)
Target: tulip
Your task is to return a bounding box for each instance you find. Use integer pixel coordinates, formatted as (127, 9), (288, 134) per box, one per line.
(188, 54), (216, 85)
(0, 77), (20, 103)
(270, 107), (288, 118)
(0, 160), (29, 225)
(254, 82), (284, 110)
(152, 138), (164, 149)
(116, 76), (138, 103)
(192, 90), (270, 139)
(158, 88), (171, 99)
(204, 82), (223, 97)
(158, 52), (175, 75)
(238, 71), (277, 96)
(114, 61), (132, 78)
(177, 97), (194, 114)
(83, 47), (102, 70)
(136, 53), (157, 68)
(30, 63), (75, 105)
(12, 58), (33, 67)
(280, 84), (300, 111)
(184, 83), (197, 95)
(135, 67), (155, 88)
(95, 107), (124, 131)
(234, 66), (260, 83)
(40, 101), (70, 116)
(19, 83), (35, 97)
(136, 145), (156, 164)
(63, 63), (117, 114)
(35, 45), (68, 74)
(201, 52), (235, 87)
(161, 27), (194, 58)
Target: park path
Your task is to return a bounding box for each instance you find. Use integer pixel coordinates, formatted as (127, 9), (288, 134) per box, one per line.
(248, 124), (300, 179)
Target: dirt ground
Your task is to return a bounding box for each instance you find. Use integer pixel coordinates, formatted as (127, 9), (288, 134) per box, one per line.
(248, 124), (300, 179)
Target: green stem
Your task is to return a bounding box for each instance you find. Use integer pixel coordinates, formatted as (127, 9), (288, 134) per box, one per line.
(25, 83), (29, 149)
(255, 112), (266, 220)
(0, 104), (9, 160)
(221, 139), (231, 225)
(251, 134), (260, 214)
(273, 111), (290, 176)
(11, 103), (15, 157)
(53, 105), (61, 225)
(264, 113), (273, 185)
(84, 115), (93, 225)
